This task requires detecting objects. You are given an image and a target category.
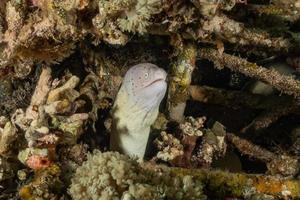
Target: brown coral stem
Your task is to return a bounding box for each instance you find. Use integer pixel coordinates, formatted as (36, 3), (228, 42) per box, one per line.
(189, 85), (300, 133)
(150, 12), (292, 53)
(241, 104), (299, 133)
(198, 48), (300, 98)
(189, 85), (297, 110)
(226, 133), (299, 177)
(226, 133), (276, 162)
(200, 13), (292, 51)
(248, 0), (300, 22)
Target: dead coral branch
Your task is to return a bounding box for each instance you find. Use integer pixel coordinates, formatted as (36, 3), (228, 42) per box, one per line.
(189, 85), (300, 133)
(25, 66), (52, 121)
(248, 0), (300, 22)
(167, 40), (197, 122)
(189, 85), (297, 110)
(227, 133), (275, 162)
(198, 48), (300, 98)
(241, 104), (300, 133)
(227, 133), (299, 177)
(199, 13), (292, 51)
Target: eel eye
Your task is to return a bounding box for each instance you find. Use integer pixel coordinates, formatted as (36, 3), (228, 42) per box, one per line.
(144, 72), (149, 79)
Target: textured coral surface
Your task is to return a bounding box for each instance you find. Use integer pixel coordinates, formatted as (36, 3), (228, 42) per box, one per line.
(0, 0), (300, 199)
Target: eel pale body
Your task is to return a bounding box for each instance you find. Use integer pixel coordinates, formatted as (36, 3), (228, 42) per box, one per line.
(110, 63), (167, 159)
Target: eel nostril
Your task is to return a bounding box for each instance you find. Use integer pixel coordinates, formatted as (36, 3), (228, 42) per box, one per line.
(155, 69), (167, 80)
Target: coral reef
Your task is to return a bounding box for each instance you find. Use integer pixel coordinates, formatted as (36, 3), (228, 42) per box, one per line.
(198, 48), (300, 99)
(0, 0), (299, 199)
(19, 164), (63, 200)
(0, 66), (91, 198)
(155, 131), (184, 161)
(154, 117), (228, 168)
(70, 151), (206, 200)
(70, 151), (300, 200)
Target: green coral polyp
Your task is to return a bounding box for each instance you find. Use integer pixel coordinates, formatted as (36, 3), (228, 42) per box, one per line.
(119, 0), (161, 34)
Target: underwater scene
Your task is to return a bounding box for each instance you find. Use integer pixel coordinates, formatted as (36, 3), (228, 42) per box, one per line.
(0, 0), (300, 199)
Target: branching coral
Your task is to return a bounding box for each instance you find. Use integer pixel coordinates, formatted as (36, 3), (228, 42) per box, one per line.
(198, 48), (300, 98)
(0, 65), (94, 199)
(240, 104), (300, 134)
(12, 66), (89, 171)
(24, 68), (88, 145)
(154, 116), (214, 168)
(199, 13), (292, 51)
(248, 0), (300, 22)
(180, 116), (205, 137)
(192, 121), (227, 168)
(0, 0), (298, 78)
(190, 0), (245, 17)
(227, 133), (300, 177)
(189, 85), (300, 134)
(155, 131), (184, 161)
(0, 0), (86, 77)
(189, 85), (297, 111)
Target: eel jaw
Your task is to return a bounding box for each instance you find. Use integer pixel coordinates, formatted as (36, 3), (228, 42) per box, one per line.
(144, 78), (166, 88)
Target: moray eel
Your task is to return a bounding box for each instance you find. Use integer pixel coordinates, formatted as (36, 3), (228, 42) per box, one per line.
(110, 63), (167, 159)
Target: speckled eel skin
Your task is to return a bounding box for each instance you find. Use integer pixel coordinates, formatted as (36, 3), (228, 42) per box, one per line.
(110, 63), (167, 159)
